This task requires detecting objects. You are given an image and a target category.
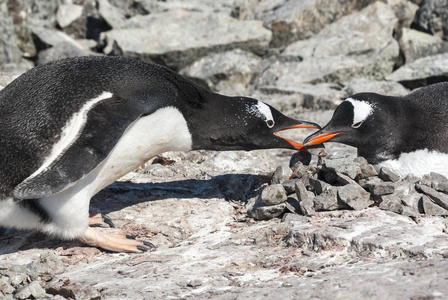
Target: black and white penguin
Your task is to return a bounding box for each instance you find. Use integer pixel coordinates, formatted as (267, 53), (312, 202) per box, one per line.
(304, 82), (448, 178)
(0, 56), (319, 252)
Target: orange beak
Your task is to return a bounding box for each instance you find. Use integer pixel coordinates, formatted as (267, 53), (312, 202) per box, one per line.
(304, 132), (341, 146)
(275, 123), (320, 152)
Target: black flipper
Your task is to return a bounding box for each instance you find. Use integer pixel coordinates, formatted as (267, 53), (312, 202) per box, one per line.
(13, 95), (144, 200)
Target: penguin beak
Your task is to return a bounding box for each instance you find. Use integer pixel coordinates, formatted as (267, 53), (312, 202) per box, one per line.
(304, 129), (341, 146)
(274, 121), (321, 152)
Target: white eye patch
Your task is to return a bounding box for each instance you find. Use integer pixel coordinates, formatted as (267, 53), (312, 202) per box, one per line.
(246, 100), (275, 128)
(346, 98), (374, 128)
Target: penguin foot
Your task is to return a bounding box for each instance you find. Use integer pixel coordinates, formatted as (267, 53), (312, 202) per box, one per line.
(88, 213), (115, 228)
(78, 227), (156, 253)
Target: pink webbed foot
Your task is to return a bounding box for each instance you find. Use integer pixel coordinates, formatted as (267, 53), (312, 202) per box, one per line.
(88, 212), (115, 228)
(77, 227), (156, 253)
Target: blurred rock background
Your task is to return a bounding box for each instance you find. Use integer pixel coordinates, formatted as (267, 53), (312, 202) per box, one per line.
(1, 1), (448, 299)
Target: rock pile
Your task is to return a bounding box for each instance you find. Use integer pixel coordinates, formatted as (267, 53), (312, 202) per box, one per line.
(248, 149), (448, 220)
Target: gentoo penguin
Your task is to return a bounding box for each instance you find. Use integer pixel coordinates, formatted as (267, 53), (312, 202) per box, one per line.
(0, 56), (319, 252)
(304, 82), (448, 178)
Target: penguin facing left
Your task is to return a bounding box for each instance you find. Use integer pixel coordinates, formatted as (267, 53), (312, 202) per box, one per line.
(303, 82), (448, 178)
(0, 56), (319, 252)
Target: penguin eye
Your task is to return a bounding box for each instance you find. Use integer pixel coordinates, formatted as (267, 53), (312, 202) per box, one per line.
(352, 121), (363, 128)
(266, 119), (275, 128)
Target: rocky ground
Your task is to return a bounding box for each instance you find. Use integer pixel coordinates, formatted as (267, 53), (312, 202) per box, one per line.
(1, 0), (448, 299)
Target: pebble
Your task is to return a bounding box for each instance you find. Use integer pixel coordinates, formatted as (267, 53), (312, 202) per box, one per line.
(416, 184), (448, 210)
(271, 165), (293, 185)
(338, 184), (371, 211)
(313, 187), (340, 211)
(308, 178), (331, 195)
(282, 178), (301, 194)
(430, 172), (448, 194)
(261, 184), (288, 206)
(421, 195), (448, 216)
(249, 203), (287, 220)
(379, 194), (404, 214)
(369, 182), (395, 196)
(14, 281), (48, 300)
(379, 167), (401, 182)
(295, 181), (315, 216)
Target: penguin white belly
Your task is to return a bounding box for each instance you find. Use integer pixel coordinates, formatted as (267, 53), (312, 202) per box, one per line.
(1, 107), (192, 239)
(375, 149), (448, 178)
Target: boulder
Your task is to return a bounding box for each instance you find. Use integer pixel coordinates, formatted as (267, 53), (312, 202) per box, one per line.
(0, 1), (22, 65)
(400, 28), (448, 63)
(343, 78), (409, 97)
(180, 49), (262, 96)
(259, 0), (376, 48)
(56, 4), (84, 28)
(101, 9), (272, 70)
(385, 53), (448, 89)
(412, 0), (448, 41)
(264, 2), (399, 85)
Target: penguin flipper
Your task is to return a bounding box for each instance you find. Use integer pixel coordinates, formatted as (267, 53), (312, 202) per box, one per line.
(13, 95), (144, 200)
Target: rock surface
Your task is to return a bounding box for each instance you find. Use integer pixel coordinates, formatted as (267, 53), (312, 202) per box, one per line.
(1, 0), (448, 298)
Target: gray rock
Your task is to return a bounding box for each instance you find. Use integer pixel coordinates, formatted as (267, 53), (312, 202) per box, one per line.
(5, 0), (36, 58)
(379, 194), (404, 214)
(0, 2), (22, 66)
(140, 0), (234, 15)
(181, 49), (262, 95)
(313, 187), (340, 211)
(416, 184), (448, 210)
(421, 195), (448, 216)
(359, 177), (383, 189)
(249, 203), (287, 220)
(260, 0), (375, 47)
(399, 28), (448, 63)
(385, 53), (448, 87)
(0, 277), (14, 294)
(14, 282), (47, 300)
(418, 173), (432, 187)
(98, 0), (126, 29)
(29, 252), (66, 276)
(295, 181), (315, 216)
(369, 182), (395, 196)
(32, 27), (79, 48)
(323, 156), (358, 179)
(37, 41), (100, 65)
(270, 165), (293, 185)
(269, 2), (399, 85)
(309, 178), (331, 195)
(261, 184), (288, 206)
(290, 161), (309, 179)
(57, 4), (84, 28)
(102, 9), (272, 70)
(281, 212), (309, 223)
(336, 172), (358, 186)
(401, 205), (420, 218)
(379, 167), (401, 182)
(282, 178), (301, 194)
(338, 184), (371, 211)
(387, 0), (419, 29)
(23, 0), (60, 29)
(47, 284), (101, 300)
(343, 78), (409, 97)
(289, 151), (312, 168)
(259, 82), (347, 110)
(412, 0), (448, 40)
(430, 172), (448, 193)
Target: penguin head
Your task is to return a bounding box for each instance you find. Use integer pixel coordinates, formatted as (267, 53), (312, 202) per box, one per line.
(188, 96), (320, 152)
(303, 93), (392, 150)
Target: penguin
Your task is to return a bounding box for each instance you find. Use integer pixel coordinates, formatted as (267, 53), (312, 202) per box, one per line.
(0, 56), (319, 253)
(303, 82), (448, 178)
